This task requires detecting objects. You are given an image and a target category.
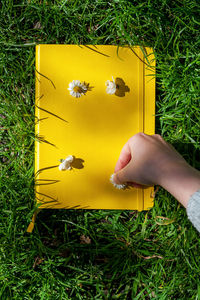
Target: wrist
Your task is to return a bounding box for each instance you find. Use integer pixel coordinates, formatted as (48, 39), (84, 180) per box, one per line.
(159, 162), (200, 207)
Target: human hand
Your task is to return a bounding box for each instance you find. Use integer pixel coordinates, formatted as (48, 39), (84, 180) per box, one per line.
(113, 133), (200, 207)
(114, 132), (186, 187)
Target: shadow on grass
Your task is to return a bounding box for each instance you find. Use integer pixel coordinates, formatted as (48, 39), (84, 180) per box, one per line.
(171, 142), (200, 169)
(28, 200), (198, 297)
(33, 209), (161, 274)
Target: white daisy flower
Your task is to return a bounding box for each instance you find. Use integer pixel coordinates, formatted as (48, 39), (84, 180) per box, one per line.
(59, 155), (74, 171)
(110, 174), (127, 189)
(105, 77), (116, 95)
(68, 80), (87, 98)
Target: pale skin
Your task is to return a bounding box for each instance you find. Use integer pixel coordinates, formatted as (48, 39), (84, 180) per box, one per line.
(114, 133), (200, 208)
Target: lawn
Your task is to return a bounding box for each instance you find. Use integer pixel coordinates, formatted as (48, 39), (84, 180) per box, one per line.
(0, 0), (200, 299)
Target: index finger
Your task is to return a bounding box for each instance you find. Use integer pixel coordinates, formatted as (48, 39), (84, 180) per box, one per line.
(114, 141), (132, 173)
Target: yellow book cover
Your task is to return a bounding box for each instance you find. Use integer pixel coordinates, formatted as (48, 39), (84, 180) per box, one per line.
(28, 45), (155, 232)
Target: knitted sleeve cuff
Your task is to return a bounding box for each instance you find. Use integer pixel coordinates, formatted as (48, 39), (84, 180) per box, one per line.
(186, 189), (200, 233)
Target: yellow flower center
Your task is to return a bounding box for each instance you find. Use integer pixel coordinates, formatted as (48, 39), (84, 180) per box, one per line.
(73, 86), (83, 93)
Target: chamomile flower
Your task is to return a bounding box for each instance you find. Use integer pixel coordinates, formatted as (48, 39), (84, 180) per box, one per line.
(110, 174), (127, 189)
(105, 77), (116, 95)
(68, 80), (87, 98)
(59, 155), (74, 171)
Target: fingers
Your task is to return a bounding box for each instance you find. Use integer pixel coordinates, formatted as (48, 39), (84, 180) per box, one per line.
(114, 141), (132, 173)
(114, 161), (139, 185)
(114, 162), (152, 188)
(113, 133), (159, 187)
(114, 133), (146, 173)
(114, 163), (145, 188)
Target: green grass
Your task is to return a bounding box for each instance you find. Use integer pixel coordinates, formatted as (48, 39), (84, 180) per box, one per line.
(0, 0), (200, 298)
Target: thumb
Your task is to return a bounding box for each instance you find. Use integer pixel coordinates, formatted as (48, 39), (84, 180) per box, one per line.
(114, 160), (143, 188)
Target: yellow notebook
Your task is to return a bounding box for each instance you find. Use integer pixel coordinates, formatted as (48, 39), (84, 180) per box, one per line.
(28, 45), (155, 232)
